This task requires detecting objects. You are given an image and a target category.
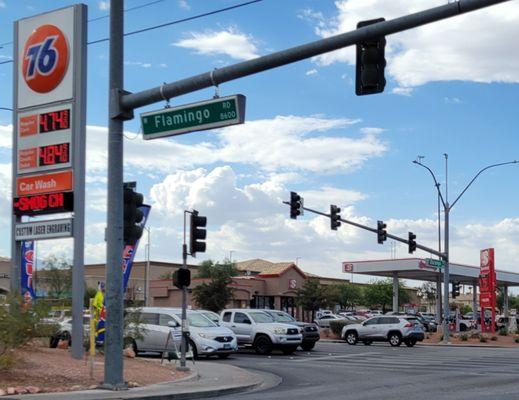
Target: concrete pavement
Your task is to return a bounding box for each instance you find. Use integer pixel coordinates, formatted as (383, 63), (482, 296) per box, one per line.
(3, 361), (278, 400)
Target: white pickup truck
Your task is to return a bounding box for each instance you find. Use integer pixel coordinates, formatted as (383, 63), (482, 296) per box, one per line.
(220, 309), (302, 355)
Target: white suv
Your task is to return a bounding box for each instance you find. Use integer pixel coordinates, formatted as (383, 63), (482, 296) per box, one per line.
(220, 309), (302, 355)
(342, 316), (425, 347)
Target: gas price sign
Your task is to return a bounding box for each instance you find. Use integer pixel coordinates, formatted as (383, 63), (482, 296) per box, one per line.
(16, 103), (73, 174)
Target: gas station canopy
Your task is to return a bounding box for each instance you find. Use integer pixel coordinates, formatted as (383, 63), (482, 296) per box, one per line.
(342, 258), (519, 287)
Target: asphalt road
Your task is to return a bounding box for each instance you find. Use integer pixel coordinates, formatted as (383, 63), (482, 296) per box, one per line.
(214, 341), (519, 400)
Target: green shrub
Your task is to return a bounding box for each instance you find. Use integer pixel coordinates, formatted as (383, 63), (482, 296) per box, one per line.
(479, 334), (488, 343)
(515, 329), (519, 335)
(498, 327), (508, 336)
(0, 296), (52, 370)
(490, 336), (498, 341)
(329, 319), (355, 337)
(514, 337), (519, 343)
(470, 332), (480, 339)
(460, 333), (468, 341)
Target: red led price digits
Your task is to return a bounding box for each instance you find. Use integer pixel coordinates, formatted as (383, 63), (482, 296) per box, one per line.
(38, 143), (69, 166)
(39, 108), (70, 133)
(13, 192), (73, 216)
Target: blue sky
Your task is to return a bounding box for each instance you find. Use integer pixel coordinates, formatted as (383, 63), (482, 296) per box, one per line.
(0, 0), (518, 281)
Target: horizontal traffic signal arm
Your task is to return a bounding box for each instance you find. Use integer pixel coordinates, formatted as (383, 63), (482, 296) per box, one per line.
(283, 200), (443, 259)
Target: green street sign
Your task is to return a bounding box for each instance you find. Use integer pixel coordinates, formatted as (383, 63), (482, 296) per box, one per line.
(140, 94), (246, 140)
(425, 258), (445, 269)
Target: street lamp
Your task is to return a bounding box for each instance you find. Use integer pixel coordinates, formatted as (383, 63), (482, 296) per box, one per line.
(413, 157), (518, 343)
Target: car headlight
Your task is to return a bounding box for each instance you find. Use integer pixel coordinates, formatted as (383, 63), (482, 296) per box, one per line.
(197, 332), (216, 339)
(272, 327), (286, 334)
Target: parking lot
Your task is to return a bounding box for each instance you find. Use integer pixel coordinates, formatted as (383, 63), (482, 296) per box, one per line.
(207, 341), (519, 400)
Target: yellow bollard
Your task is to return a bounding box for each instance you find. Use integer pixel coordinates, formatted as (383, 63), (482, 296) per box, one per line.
(89, 298), (95, 378)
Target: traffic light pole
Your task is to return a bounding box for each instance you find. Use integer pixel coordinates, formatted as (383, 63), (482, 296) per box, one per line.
(178, 211), (189, 371)
(102, 0), (510, 389)
(103, 0), (126, 390)
(119, 0), (509, 112)
(285, 202), (444, 259)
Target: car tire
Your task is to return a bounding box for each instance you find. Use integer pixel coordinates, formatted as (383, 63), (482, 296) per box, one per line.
(301, 342), (316, 351)
(189, 340), (199, 359)
(345, 331), (358, 345)
(362, 340), (372, 346)
(388, 332), (402, 347)
(62, 331), (71, 346)
(130, 339), (139, 356)
(405, 339), (416, 347)
(460, 324), (467, 332)
(217, 353), (231, 359)
(49, 335), (59, 348)
(254, 335), (273, 355)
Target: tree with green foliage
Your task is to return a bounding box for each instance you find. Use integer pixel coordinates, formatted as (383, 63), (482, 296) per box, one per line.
(197, 259), (239, 278)
(36, 255), (73, 299)
(363, 279), (410, 313)
(192, 260), (236, 312)
(326, 283), (363, 310)
(296, 278), (328, 321)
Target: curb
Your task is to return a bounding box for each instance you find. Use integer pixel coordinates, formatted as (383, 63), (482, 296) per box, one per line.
(420, 342), (519, 349)
(320, 338), (519, 349)
(3, 364), (264, 400)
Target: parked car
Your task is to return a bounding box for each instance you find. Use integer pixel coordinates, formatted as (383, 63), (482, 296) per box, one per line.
(198, 310), (221, 325)
(262, 309), (320, 351)
(126, 307), (238, 359)
(342, 316), (425, 347)
(49, 315), (90, 348)
(315, 310), (333, 319)
(314, 314), (346, 328)
(413, 315), (437, 332)
(220, 309), (302, 355)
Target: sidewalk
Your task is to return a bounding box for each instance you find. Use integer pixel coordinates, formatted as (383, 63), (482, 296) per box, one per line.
(3, 361), (272, 400)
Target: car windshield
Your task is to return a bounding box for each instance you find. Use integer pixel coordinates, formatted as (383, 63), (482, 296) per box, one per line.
(176, 313), (216, 327)
(202, 312), (219, 323)
(269, 311), (295, 323)
(249, 312), (275, 323)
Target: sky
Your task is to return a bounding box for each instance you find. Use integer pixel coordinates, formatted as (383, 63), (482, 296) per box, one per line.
(0, 0), (518, 284)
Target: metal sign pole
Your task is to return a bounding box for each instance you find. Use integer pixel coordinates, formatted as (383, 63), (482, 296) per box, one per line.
(71, 3), (88, 360)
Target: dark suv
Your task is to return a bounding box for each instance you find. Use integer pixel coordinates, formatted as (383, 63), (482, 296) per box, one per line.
(263, 310), (320, 351)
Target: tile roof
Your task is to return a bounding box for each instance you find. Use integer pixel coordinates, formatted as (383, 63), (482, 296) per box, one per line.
(256, 263), (295, 276)
(235, 259), (274, 273)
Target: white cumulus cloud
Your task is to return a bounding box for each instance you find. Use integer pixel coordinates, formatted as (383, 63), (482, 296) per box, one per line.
(307, 0), (519, 87)
(174, 27), (260, 60)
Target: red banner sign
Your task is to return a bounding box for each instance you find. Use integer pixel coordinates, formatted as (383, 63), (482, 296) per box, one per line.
(479, 248), (496, 333)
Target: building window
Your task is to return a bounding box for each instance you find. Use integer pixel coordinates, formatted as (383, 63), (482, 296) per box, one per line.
(252, 296), (274, 309)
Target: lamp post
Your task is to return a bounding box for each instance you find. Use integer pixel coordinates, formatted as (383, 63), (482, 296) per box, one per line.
(413, 157), (517, 343)
(229, 250), (235, 263)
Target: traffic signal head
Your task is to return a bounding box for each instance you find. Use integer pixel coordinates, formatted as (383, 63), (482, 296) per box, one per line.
(408, 232), (417, 254)
(290, 191), (303, 219)
(330, 205), (341, 231)
(123, 185), (144, 246)
(173, 268), (191, 289)
(452, 282), (461, 298)
(189, 210), (207, 256)
(356, 18), (386, 96)
(377, 220), (387, 244)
